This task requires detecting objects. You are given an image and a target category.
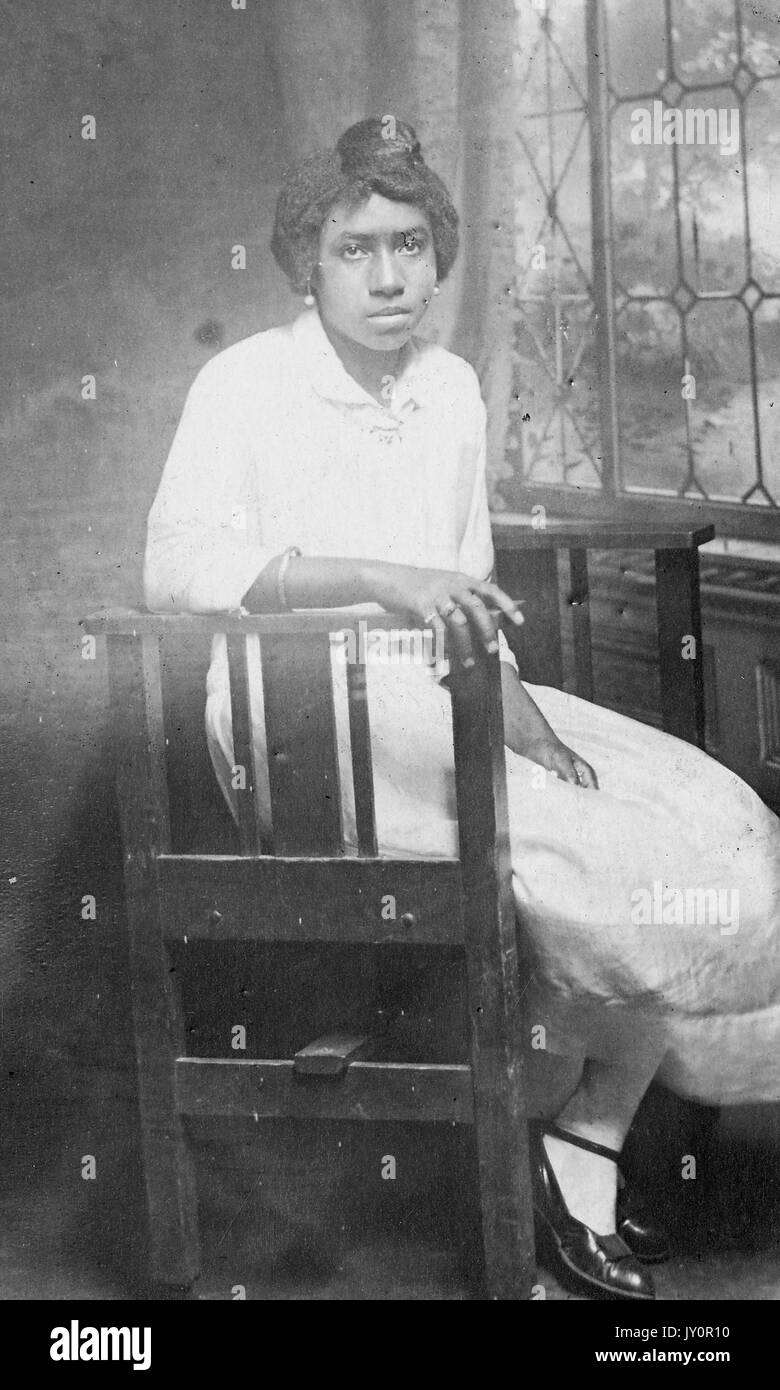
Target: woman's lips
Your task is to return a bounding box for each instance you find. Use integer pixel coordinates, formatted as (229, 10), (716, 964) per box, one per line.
(368, 308), (411, 318)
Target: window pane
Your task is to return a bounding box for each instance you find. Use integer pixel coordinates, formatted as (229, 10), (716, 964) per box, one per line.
(611, 102), (680, 297)
(604, 0), (668, 99)
(684, 299), (755, 502)
(509, 293), (602, 489)
(617, 299), (686, 495)
(676, 85), (747, 292)
(670, 0), (739, 84)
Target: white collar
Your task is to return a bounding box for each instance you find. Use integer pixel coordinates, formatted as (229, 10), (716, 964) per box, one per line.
(291, 307), (435, 414)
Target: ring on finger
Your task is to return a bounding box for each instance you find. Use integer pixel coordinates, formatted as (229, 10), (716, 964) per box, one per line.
(424, 610), (439, 625)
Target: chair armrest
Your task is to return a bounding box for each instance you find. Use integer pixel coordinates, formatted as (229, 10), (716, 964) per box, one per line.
(80, 607), (419, 637)
(492, 519), (715, 551)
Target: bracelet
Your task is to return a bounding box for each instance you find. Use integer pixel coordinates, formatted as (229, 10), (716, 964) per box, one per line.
(276, 546), (302, 610)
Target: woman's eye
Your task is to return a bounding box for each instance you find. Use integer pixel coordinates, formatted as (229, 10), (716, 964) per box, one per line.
(400, 236), (422, 254)
(341, 244), (366, 260)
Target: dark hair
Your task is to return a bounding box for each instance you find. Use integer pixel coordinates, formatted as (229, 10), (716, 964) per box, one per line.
(271, 116), (459, 295)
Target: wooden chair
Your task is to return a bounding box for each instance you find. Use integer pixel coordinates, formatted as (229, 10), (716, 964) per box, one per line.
(84, 522), (715, 1298)
(82, 608), (534, 1300)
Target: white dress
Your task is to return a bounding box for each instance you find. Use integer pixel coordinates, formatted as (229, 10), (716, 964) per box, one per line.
(145, 308), (780, 1107)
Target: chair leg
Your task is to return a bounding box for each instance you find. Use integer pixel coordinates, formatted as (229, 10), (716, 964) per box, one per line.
(109, 632), (201, 1288)
(135, 1079), (200, 1287)
(129, 930), (201, 1288)
(461, 884), (535, 1299)
(470, 1067), (535, 1299)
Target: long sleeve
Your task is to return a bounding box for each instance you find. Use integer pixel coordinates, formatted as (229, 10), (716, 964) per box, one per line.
(143, 354), (280, 613)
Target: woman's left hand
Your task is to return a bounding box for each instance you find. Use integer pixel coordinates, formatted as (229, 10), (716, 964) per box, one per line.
(523, 734), (599, 789)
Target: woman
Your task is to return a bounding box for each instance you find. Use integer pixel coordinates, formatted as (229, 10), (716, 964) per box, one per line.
(145, 117), (780, 1301)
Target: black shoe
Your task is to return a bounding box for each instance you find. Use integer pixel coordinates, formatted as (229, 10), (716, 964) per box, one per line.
(616, 1179), (671, 1264)
(541, 1120), (670, 1263)
(530, 1121), (656, 1301)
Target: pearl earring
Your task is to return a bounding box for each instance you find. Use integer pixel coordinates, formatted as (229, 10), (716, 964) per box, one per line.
(433, 284), (440, 296)
(304, 278), (315, 307)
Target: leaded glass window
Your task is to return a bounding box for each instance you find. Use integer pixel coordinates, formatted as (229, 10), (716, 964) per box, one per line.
(506, 0), (780, 539)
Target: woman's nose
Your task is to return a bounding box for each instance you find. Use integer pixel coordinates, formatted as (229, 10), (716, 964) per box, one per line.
(370, 248), (404, 294)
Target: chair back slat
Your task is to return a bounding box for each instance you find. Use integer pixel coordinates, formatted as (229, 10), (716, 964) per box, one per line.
(260, 631), (343, 854)
(226, 634), (264, 854)
(160, 630), (237, 853)
(346, 660), (378, 856)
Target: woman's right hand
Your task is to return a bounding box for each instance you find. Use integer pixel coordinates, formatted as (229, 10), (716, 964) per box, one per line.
(366, 562), (524, 666)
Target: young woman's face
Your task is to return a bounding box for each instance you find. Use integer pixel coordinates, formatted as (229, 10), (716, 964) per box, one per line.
(314, 193), (438, 351)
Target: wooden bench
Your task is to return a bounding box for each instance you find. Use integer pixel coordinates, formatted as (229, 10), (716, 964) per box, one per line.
(494, 520), (715, 746)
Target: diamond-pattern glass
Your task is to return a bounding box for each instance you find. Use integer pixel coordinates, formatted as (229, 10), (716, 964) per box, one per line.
(507, 0), (780, 527)
(732, 63), (757, 100)
(740, 280), (763, 312)
(672, 283), (697, 314)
